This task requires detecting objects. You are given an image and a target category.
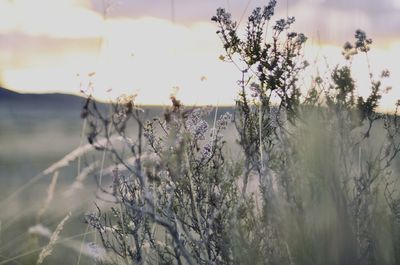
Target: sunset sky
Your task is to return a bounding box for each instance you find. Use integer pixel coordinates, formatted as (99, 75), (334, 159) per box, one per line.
(0, 0), (399, 108)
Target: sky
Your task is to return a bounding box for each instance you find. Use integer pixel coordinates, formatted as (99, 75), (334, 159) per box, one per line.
(0, 0), (399, 108)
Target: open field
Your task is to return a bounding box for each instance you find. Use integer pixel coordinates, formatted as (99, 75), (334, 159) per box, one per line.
(1, 99), (94, 264)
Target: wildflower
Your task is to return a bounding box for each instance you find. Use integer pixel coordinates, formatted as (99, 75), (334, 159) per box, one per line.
(249, 7), (262, 23)
(342, 41), (357, 59)
(381, 69), (390, 78)
(343, 41), (353, 51)
(211, 7), (238, 32)
(264, 0), (277, 20)
(287, 32), (297, 39)
(274, 19), (286, 31)
(295, 33), (307, 45)
(287, 16), (295, 24)
(186, 109), (209, 139)
(273, 17), (295, 31)
(202, 143), (213, 160)
(85, 212), (101, 229)
(248, 2), (276, 24)
(217, 112), (233, 130)
(355, 29), (372, 52)
(355, 29), (366, 44)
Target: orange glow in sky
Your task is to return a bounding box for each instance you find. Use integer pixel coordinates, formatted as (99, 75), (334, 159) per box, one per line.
(0, 0), (399, 108)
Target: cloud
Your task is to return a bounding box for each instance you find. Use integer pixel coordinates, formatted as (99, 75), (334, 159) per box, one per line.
(0, 33), (99, 70)
(2, 0), (393, 46)
(82, 17), (238, 104)
(1, 16), (239, 104)
(85, 0), (400, 46)
(283, 0), (400, 44)
(316, 0), (394, 12)
(0, 0), (104, 38)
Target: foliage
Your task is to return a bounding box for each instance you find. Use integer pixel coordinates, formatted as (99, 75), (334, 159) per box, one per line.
(83, 95), (240, 264)
(82, 1), (400, 264)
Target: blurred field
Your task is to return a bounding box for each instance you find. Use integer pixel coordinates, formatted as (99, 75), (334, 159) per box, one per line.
(0, 100), (95, 264)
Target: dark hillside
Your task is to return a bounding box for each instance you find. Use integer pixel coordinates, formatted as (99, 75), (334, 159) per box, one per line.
(0, 87), (86, 110)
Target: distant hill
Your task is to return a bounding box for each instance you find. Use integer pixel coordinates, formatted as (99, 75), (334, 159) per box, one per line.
(0, 87), (234, 121)
(0, 87), (87, 110)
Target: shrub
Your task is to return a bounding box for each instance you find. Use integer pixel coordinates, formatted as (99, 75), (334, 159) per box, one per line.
(83, 1), (400, 264)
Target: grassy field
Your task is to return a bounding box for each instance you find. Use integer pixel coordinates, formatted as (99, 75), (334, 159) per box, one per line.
(0, 102), (94, 264)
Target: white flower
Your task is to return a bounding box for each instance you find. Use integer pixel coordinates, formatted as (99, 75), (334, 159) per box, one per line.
(186, 109), (209, 139)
